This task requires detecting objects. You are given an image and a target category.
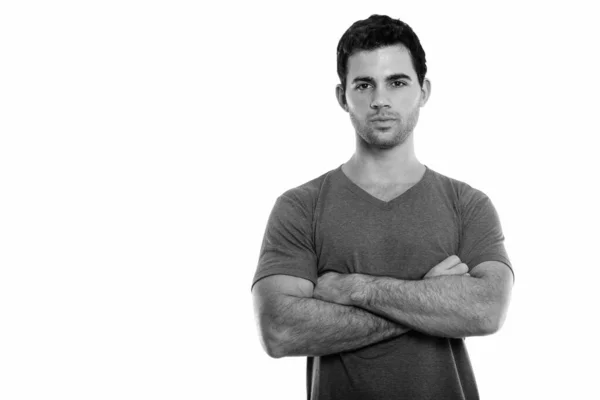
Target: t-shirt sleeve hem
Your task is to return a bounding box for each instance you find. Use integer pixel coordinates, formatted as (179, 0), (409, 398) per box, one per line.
(468, 254), (515, 283)
(251, 267), (318, 292)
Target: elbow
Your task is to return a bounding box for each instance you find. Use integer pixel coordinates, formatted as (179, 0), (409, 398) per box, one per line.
(471, 264), (513, 336)
(477, 304), (508, 336)
(259, 325), (289, 359)
(479, 316), (501, 336)
(488, 309), (509, 335)
(263, 338), (286, 359)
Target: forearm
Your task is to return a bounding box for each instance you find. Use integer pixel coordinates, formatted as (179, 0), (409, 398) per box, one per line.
(264, 293), (410, 357)
(351, 275), (494, 338)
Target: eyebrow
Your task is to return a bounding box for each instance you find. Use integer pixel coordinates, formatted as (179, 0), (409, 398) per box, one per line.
(351, 73), (413, 85)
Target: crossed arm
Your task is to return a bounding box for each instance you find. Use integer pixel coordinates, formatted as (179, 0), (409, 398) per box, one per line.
(252, 255), (512, 358)
(252, 276), (409, 358)
(314, 258), (513, 338)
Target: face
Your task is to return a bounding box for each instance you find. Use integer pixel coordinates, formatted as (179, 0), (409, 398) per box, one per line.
(337, 45), (430, 149)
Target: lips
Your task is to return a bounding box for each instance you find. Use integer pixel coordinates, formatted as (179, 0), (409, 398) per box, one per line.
(370, 115), (397, 122)
(371, 118), (396, 123)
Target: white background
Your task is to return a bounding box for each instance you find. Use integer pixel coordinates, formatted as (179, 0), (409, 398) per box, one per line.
(1, 1), (599, 399)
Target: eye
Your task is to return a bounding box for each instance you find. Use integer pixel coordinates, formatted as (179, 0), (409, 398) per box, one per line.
(392, 81), (407, 88)
(355, 83), (372, 91)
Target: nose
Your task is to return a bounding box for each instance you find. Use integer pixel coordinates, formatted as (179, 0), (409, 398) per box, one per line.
(370, 87), (391, 109)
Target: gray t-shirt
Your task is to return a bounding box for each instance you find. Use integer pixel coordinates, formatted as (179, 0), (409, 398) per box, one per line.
(252, 164), (513, 400)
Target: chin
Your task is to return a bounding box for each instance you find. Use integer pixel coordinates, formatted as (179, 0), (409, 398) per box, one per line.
(362, 130), (407, 149)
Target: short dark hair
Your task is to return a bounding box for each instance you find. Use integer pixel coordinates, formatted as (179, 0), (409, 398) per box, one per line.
(336, 15), (427, 91)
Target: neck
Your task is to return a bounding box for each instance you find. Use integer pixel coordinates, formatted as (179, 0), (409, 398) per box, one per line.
(344, 133), (424, 184)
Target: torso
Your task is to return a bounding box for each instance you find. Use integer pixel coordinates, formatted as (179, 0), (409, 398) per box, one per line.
(307, 165), (477, 399)
(253, 164), (504, 399)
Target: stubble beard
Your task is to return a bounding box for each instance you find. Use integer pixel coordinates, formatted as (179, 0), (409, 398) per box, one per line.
(350, 107), (420, 150)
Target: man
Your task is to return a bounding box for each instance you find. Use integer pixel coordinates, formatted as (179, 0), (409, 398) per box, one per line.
(251, 14), (513, 400)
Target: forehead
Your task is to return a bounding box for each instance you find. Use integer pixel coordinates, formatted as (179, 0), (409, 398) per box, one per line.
(346, 45), (416, 79)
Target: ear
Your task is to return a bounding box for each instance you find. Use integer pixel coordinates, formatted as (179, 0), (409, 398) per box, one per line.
(419, 78), (432, 107)
(336, 84), (349, 112)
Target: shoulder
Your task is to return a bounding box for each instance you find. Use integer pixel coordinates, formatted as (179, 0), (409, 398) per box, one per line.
(277, 167), (339, 213)
(427, 167), (491, 207)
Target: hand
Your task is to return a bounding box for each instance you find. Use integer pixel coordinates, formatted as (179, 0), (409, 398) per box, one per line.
(313, 272), (357, 305)
(424, 255), (470, 279)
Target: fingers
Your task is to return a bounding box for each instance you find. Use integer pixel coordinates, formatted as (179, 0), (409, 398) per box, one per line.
(438, 255), (462, 270)
(451, 263), (469, 275)
(424, 255), (461, 278)
(434, 262), (468, 277)
(424, 258), (470, 279)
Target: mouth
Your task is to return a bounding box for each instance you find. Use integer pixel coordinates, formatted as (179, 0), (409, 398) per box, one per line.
(370, 115), (397, 122)
(371, 118), (396, 124)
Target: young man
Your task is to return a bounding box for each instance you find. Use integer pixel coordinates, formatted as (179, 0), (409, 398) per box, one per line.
(251, 15), (513, 400)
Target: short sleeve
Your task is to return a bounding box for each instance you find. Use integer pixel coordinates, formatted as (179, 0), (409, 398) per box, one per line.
(458, 190), (514, 281)
(251, 194), (318, 291)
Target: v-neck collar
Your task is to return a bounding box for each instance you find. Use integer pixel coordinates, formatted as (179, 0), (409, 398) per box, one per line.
(335, 164), (432, 209)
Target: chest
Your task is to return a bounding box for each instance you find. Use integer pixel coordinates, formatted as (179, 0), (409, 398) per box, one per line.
(314, 196), (461, 280)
